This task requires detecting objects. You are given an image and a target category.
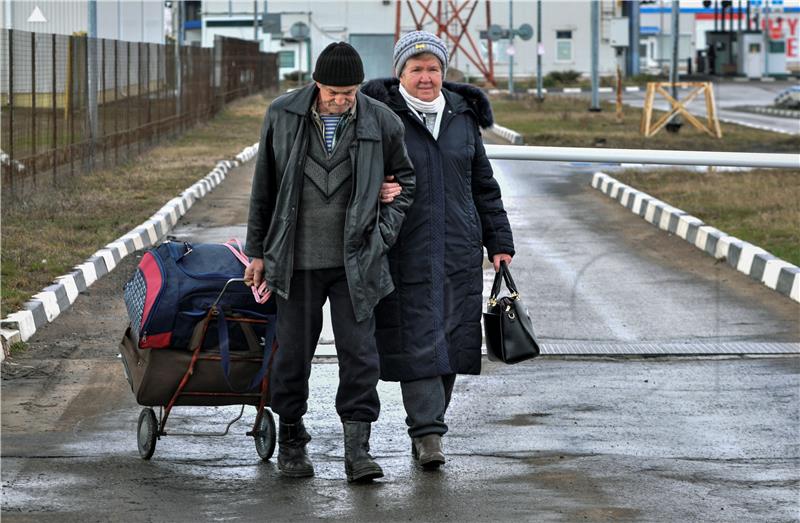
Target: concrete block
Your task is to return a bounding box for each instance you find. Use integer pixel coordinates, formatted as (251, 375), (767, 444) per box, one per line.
(749, 252), (774, 281)
(676, 214), (703, 239)
(76, 261), (98, 287)
(763, 260), (796, 290)
(68, 269), (88, 292)
(2, 310), (36, 341)
(55, 275), (80, 304)
(95, 249), (117, 273)
(776, 266), (800, 297)
(737, 243), (768, 275)
(30, 292), (60, 322)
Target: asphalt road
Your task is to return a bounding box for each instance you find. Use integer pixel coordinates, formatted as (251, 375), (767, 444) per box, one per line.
(2, 158), (799, 522)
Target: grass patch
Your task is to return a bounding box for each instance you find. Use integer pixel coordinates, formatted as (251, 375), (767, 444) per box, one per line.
(612, 169), (800, 266)
(9, 341), (29, 356)
(491, 96), (800, 153)
(1, 92), (272, 315)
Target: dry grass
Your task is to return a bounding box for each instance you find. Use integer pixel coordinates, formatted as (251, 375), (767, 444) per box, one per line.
(612, 168), (800, 266)
(491, 96), (800, 153)
(1, 92), (272, 314)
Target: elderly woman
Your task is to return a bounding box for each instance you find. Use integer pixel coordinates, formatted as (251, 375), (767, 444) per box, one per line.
(362, 31), (514, 469)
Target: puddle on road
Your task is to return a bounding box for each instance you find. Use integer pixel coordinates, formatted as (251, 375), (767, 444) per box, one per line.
(495, 413), (553, 426)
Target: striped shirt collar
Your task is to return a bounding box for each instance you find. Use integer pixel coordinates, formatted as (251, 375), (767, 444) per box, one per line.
(311, 94), (357, 121)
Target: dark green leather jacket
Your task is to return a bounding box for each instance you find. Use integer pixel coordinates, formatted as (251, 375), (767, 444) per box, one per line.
(245, 83), (415, 321)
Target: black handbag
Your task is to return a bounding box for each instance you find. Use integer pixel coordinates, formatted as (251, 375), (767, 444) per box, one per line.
(483, 261), (540, 364)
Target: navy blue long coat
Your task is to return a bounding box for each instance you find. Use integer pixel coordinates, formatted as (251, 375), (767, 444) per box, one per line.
(361, 79), (515, 382)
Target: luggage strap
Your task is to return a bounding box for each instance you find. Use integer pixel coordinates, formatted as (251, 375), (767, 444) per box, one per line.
(217, 310), (277, 393)
(222, 239), (271, 304)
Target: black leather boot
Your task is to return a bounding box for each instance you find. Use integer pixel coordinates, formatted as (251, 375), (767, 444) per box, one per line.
(342, 421), (384, 483)
(277, 419), (314, 478)
(411, 434), (445, 469)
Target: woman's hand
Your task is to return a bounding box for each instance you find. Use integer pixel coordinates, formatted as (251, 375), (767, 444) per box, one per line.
(492, 253), (513, 272)
(380, 175), (402, 204)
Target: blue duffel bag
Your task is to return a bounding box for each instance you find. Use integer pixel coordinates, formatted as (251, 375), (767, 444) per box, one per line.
(123, 239), (275, 351)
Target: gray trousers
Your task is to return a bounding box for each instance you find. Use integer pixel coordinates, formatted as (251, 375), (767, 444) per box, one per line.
(400, 374), (456, 438)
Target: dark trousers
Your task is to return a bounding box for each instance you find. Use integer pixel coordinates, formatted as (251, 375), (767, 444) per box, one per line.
(270, 268), (380, 423)
(401, 374), (456, 438)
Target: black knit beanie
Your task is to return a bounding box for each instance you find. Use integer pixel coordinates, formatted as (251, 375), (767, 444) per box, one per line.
(312, 42), (364, 86)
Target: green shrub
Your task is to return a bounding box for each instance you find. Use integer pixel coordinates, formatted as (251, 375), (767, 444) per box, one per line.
(545, 70), (582, 85)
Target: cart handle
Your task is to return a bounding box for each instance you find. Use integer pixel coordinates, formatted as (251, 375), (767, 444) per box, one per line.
(210, 278), (248, 310)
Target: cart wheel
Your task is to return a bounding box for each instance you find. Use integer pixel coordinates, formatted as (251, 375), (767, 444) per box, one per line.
(254, 408), (276, 461)
(137, 408), (158, 460)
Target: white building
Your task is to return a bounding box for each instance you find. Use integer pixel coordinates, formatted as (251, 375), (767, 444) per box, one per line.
(640, 0), (800, 74)
(197, 0), (626, 82)
(193, 0), (798, 82)
(1, 0), (166, 43)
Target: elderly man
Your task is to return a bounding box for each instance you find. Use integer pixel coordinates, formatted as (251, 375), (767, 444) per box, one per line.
(245, 42), (415, 482)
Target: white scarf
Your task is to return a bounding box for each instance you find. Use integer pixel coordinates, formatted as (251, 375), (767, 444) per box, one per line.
(399, 84), (446, 140)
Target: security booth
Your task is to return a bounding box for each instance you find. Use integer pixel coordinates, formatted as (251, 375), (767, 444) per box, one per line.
(739, 32), (764, 78)
(706, 31), (738, 75)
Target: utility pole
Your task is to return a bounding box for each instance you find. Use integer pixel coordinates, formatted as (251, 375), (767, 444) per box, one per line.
(764, 0), (770, 75)
(667, 0), (682, 132)
(629, 0), (640, 76)
(536, 0), (543, 100)
(508, 0), (514, 95)
(253, 1), (258, 42)
(590, 0), (600, 111)
(87, 0), (98, 161)
(671, 1), (680, 97)
(176, 1), (184, 118)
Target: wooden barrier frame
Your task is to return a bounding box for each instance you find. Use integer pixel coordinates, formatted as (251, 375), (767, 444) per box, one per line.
(641, 82), (722, 139)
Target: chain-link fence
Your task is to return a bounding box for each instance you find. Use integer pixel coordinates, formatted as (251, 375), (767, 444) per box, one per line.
(1, 30), (278, 199)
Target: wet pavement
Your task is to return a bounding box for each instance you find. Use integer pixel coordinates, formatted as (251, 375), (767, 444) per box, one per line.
(3, 357), (799, 522)
(2, 158), (799, 521)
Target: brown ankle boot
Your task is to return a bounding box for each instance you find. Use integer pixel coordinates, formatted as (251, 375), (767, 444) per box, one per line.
(411, 434), (445, 469)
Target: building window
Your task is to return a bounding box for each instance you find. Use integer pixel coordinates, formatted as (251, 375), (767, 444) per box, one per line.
(279, 51), (295, 68)
(555, 30), (573, 62)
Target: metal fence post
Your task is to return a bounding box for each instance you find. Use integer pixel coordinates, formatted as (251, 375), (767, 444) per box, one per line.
(146, 43), (151, 145)
(138, 41), (142, 154)
(69, 35), (75, 177)
(155, 43), (160, 144)
(114, 39), (118, 163)
(8, 29), (14, 191)
(87, 1), (98, 166)
(102, 38), (106, 165)
(7, 29), (15, 194)
(126, 41), (130, 157)
(32, 31), (37, 185)
(52, 33), (57, 184)
(83, 34), (90, 169)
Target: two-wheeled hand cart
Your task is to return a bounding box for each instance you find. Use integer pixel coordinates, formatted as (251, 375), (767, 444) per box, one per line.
(119, 278), (278, 461)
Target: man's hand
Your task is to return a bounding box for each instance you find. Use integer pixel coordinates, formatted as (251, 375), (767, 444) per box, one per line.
(245, 257), (266, 288)
(492, 253), (513, 272)
(380, 175), (402, 204)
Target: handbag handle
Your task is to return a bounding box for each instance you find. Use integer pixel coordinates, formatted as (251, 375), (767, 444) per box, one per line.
(488, 260), (520, 307)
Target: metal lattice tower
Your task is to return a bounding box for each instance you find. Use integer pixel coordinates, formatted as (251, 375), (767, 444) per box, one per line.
(394, 0), (497, 87)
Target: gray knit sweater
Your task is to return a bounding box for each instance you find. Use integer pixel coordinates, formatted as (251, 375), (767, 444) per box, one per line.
(293, 116), (355, 270)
